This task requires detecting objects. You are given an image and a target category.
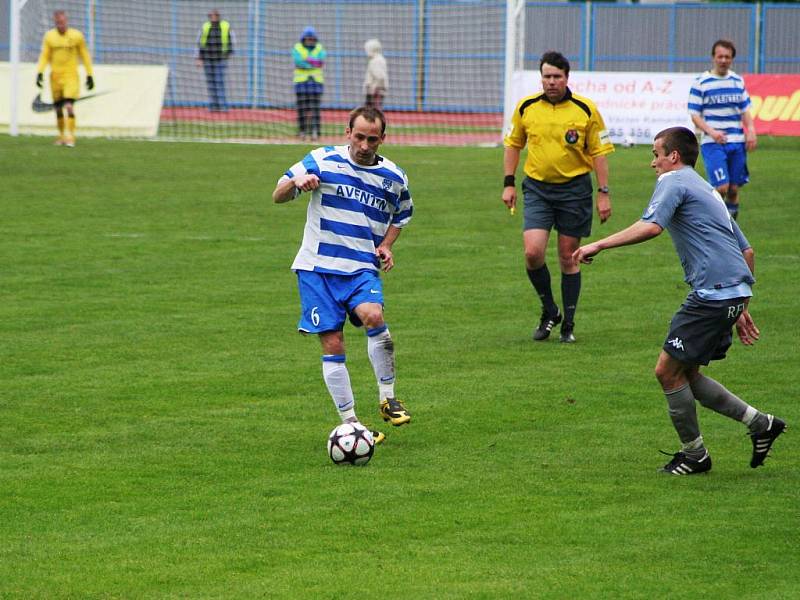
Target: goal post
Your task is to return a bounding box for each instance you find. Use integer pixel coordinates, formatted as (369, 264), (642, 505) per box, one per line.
(503, 0), (525, 138)
(6, 0), (519, 146)
(8, 0), (27, 136)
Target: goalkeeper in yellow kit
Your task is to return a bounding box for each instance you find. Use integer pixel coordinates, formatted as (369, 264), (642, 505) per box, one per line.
(36, 11), (94, 147)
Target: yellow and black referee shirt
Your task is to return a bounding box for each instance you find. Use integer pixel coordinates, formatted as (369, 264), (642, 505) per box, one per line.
(504, 88), (614, 184)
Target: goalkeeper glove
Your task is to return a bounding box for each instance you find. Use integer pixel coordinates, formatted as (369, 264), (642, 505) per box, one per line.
(86, 75), (94, 90)
(36, 73), (43, 88)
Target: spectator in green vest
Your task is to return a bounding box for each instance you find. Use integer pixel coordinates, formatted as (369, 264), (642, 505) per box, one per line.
(196, 9), (234, 112)
(293, 26), (326, 140)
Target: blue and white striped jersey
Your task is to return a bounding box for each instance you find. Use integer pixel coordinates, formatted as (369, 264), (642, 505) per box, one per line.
(688, 70), (752, 145)
(281, 145), (413, 275)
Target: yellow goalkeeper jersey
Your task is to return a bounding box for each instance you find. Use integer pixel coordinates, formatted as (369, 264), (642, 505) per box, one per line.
(37, 27), (93, 77)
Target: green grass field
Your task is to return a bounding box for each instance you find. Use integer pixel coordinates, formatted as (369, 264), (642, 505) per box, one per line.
(1, 134), (798, 598)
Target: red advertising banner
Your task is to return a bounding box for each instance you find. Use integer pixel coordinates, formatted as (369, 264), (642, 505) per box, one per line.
(744, 74), (800, 136)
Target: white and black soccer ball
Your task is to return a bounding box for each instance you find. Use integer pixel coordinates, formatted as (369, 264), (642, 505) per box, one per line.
(327, 422), (375, 466)
(622, 135), (635, 148)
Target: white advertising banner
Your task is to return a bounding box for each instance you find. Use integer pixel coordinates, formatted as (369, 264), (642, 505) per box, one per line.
(1, 62), (168, 138)
(509, 71), (697, 145)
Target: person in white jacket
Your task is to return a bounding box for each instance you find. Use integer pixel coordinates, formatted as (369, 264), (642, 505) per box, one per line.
(363, 39), (388, 109)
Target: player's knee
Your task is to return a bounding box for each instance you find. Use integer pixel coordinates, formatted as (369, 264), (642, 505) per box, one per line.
(319, 332), (345, 355)
(557, 250), (577, 270)
(654, 354), (669, 380)
(716, 183), (730, 196)
(359, 307), (385, 329)
(654, 364), (671, 388)
(524, 247), (546, 268)
(654, 361), (683, 390)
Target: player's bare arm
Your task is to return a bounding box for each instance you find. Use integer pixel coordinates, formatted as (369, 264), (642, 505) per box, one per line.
(743, 110), (757, 152)
(593, 154), (611, 223)
(502, 146), (521, 210)
(573, 220), (663, 263)
(272, 173), (320, 203)
(690, 114), (726, 144)
(376, 225), (402, 272)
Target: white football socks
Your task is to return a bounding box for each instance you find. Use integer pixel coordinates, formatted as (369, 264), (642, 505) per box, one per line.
(367, 325), (395, 401)
(322, 355), (357, 423)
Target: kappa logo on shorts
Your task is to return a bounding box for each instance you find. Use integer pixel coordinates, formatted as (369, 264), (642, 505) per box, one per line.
(565, 129), (579, 144)
(667, 337), (685, 351)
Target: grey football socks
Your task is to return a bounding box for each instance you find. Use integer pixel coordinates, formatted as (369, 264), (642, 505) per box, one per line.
(665, 384), (705, 457)
(690, 374), (769, 432)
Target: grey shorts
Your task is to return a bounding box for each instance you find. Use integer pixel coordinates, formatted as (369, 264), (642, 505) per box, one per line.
(663, 293), (749, 366)
(522, 173), (593, 238)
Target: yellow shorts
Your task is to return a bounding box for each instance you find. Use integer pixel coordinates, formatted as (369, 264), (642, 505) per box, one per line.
(50, 71), (80, 102)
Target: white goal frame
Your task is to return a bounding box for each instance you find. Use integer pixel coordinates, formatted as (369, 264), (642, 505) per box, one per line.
(8, 0), (27, 136)
(503, 0), (525, 137)
(8, 0), (524, 143)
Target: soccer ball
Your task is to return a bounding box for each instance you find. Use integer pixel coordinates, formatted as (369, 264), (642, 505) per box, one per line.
(621, 135), (635, 148)
(327, 422), (375, 466)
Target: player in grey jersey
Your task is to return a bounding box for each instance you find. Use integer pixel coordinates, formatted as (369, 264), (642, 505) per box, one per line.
(573, 126), (785, 475)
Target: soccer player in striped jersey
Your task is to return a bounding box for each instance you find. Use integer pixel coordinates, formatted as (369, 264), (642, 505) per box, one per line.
(36, 11), (94, 148)
(272, 106), (413, 443)
(688, 39), (757, 220)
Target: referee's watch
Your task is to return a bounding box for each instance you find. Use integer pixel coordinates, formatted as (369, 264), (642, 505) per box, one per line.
(597, 186), (609, 194)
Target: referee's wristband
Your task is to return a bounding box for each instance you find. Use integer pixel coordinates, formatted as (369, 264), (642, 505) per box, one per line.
(504, 175), (516, 188)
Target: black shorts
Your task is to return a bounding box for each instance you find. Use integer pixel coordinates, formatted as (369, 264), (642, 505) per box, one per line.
(663, 293), (749, 366)
(522, 173), (593, 238)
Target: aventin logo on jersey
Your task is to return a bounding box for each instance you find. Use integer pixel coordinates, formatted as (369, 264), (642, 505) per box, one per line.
(667, 337), (685, 351)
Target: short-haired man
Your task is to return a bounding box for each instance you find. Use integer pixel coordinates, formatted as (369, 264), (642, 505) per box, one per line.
(36, 10), (94, 147)
(503, 51), (614, 343)
(574, 127), (785, 475)
(272, 107), (413, 443)
(688, 39), (757, 220)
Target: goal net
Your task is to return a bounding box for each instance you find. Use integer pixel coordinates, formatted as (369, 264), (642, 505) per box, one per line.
(8, 0), (511, 146)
